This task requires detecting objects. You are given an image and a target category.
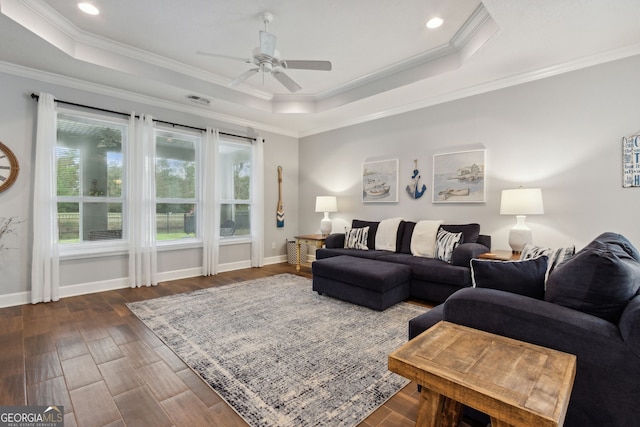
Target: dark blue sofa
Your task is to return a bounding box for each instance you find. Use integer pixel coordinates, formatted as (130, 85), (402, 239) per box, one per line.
(315, 220), (491, 304)
(409, 232), (640, 427)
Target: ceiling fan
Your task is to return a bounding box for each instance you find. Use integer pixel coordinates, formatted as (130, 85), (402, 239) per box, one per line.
(198, 12), (332, 93)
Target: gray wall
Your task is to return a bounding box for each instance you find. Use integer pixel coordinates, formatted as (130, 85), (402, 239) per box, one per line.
(299, 54), (640, 251)
(3, 52), (640, 304)
(0, 71), (299, 303)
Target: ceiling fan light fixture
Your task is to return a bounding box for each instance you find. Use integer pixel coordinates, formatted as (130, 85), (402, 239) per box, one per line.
(426, 17), (443, 29)
(78, 3), (100, 15)
(198, 11), (331, 93)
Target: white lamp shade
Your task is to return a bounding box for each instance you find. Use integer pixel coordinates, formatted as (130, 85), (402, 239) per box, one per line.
(500, 188), (544, 215)
(315, 196), (337, 213)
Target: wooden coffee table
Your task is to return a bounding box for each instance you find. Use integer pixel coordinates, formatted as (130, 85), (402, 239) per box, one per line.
(389, 321), (576, 427)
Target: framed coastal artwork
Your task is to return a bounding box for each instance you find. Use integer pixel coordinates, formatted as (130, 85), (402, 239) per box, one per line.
(362, 159), (399, 203)
(432, 149), (486, 203)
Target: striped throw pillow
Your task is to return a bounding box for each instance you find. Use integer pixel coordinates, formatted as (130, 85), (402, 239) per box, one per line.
(344, 226), (369, 250)
(520, 243), (575, 284)
(434, 228), (463, 263)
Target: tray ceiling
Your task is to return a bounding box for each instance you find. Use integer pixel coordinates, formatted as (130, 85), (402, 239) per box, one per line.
(1, 0), (640, 136)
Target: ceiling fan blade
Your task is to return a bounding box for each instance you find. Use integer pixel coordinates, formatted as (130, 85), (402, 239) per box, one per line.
(259, 30), (277, 57)
(196, 51), (250, 63)
(228, 68), (259, 87)
(281, 60), (332, 71)
(272, 70), (302, 93)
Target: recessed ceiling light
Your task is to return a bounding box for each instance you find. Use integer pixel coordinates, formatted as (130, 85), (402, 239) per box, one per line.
(426, 17), (443, 29)
(78, 3), (100, 15)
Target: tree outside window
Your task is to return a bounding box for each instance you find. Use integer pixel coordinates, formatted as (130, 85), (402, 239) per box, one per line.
(54, 113), (253, 248)
(220, 142), (252, 237)
(155, 130), (199, 241)
(56, 114), (126, 243)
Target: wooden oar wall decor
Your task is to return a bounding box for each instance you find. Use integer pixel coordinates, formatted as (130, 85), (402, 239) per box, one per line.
(277, 166), (285, 227)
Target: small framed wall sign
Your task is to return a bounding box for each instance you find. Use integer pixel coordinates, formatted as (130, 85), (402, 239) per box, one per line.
(623, 135), (640, 187)
(432, 149), (486, 203)
(362, 159), (398, 203)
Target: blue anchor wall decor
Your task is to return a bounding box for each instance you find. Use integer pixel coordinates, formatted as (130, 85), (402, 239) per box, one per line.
(406, 159), (427, 199)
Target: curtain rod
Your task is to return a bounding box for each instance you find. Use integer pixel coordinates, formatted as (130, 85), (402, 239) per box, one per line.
(30, 93), (259, 142)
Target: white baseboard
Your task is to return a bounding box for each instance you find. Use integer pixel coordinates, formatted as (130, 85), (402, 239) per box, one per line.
(0, 259), (291, 308)
(217, 260), (252, 273)
(0, 291), (31, 308)
(0, 277), (130, 308)
(157, 267), (203, 283)
(264, 254), (287, 265)
(60, 278), (130, 299)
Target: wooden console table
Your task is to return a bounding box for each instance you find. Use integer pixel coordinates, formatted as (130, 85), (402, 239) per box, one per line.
(389, 321), (576, 427)
(294, 234), (327, 272)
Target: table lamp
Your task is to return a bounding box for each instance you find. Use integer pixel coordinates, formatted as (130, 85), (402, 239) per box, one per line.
(500, 188), (544, 253)
(315, 196), (337, 235)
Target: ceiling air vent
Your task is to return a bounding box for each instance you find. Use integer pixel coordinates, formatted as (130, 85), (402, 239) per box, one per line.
(187, 95), (211, 106)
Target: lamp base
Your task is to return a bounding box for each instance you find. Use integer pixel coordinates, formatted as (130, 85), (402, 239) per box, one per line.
(320, 213), (332, 236)
(508, 215), (532, 253)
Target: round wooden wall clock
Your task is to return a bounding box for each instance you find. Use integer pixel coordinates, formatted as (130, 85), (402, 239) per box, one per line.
(0, 141), (19, 193)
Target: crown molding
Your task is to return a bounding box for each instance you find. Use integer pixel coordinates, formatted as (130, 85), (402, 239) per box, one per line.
(1, 0), (496, 115)
(299, 43), (640, 138)
(5, 0), (640, 138)
(1, 0), (270, 98)
(0, 60), (299, 138)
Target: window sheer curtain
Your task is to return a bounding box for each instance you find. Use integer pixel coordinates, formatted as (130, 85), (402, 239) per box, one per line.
(128, 114), (157, 287)
(251, 137), (265, 267)
(202, 128), (221, 275)
(31, 92), (60, 304)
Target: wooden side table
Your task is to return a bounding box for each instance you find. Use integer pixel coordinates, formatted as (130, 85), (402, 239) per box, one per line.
(294, 234), (327, 272)
(478, 249), (521, 261)
(389, 321), (576, 427)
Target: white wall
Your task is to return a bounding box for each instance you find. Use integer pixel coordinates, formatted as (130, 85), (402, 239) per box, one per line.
(0, 70), (299, 304)
(299, 54), (640, 251)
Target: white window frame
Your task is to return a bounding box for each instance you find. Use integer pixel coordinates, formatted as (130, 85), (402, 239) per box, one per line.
(154, 127), (202, 248)
(56, 109), (129, 258)
(219, 139), (253, 242)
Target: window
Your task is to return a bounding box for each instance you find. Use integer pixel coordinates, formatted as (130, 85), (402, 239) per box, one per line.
(155, 129), (200, 241)
(219, 141), (252, 237)
(54, 110), (253, 249)
(56, 113), (126, 244)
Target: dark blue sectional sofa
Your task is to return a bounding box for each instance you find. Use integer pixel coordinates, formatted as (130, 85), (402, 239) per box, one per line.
(314, 219), (491, 304)
(408, 232), (640, 427)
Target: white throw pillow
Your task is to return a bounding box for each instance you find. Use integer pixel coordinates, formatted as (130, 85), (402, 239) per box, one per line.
(410, 220), (444, 258)
(374, 217), (404, 251)
(344, 226), (369, 250)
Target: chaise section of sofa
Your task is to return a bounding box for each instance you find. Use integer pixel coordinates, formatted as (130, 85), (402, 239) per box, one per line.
(314, 219), (491, 304)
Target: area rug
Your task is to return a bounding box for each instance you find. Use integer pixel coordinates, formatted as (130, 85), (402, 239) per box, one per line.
(127, 273), (427, 427)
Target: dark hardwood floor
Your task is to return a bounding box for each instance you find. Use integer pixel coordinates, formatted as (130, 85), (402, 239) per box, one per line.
(0, 263), (448, 426)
